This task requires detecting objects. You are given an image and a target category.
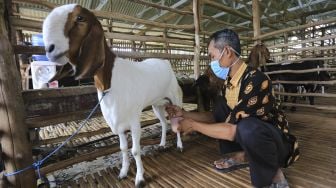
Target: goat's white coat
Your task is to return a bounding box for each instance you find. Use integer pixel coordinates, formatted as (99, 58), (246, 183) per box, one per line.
(97, 58), (184, 183)
(98, 58), (183, 134)
(43, 4), (184, 186)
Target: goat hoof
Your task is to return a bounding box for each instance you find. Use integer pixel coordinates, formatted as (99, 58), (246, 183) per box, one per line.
(135, 180), (146, 188)
(118, 174), (127, 180)
(177, 147), (183, 153)
(158, 146), (167, 152)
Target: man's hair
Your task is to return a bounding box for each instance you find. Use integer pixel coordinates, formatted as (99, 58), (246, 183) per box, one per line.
(209, 29), (241, 56)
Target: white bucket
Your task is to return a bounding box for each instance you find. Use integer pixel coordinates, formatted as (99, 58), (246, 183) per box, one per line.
(31, 61), (58, 89)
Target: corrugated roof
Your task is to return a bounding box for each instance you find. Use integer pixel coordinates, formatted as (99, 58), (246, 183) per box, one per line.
(13, 0), (336, 38)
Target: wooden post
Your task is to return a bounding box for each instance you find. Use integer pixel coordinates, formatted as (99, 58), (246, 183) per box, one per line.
(301, 17), (306, 57)
(0, 1), (36, 187)
(107, 19), (113, 47)
(131, 41), (136, 52)
(252, 0), (261, 44)
(333, 38), (335, 56)
(312, 26), (315, 56)
(321, 28), (325, 56)
(284, 32), (288, 61)
(163, 28), (170, 54)
(193, 0), (201, 79)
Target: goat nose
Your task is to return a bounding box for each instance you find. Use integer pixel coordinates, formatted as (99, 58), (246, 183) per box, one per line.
(47, 44), (55, 53)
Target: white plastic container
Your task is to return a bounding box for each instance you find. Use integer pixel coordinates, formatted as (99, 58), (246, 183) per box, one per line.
(31, 61), (58, 89)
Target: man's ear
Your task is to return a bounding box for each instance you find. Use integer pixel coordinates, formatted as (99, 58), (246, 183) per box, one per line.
(226, 47), (233, 57)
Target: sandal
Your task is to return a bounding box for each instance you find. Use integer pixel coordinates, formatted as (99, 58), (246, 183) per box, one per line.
(214, 158), (249, 173)
(213, 158), (228, 166)
(268, 179), (289, 188)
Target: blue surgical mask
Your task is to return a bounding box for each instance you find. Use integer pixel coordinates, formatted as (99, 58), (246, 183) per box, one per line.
(210, 47), (240, 80)
(210, 60), (229, 80)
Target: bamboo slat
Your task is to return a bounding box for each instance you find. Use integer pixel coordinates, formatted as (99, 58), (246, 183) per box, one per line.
(281, 102), (336, 111)
(58, 113), (336, 188)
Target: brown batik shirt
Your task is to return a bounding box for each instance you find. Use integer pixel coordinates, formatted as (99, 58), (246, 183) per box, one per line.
(223, 63), (289, 133)
(222, 63), (299, 167)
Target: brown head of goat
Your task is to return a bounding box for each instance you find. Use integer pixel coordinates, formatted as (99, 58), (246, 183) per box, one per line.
(247, 43), (271, 70)
(43, 4), (115, 91)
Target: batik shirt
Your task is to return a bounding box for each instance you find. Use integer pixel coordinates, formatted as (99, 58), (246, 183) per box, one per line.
(223, 63), (299, 167)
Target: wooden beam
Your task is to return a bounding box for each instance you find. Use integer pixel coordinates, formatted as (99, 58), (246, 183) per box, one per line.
(105, 32), (196, 45)
(14, 45), (44, 54)
(203, 0), (251, 20)
(268, 4), (336, 25)
(0, 4), (36, 185)
(136, 3), (193, 36)
(281, 102), (336, 111)
(13, 0), (55, 9)
(127, 0), (250, 31)
(275, 92), (336, 98)
(0, 4), (9, 36)
(265, 67), (336, 75)
(11, 16), (197, 42)
(93, 11), (194, 30)
(203, 0), (278, 30)
(254, 17), (336, 40)
(201, 30), (252, 41)
(22, 86), (98, 121)
(252, 0), (261, 44)
(127, 0), (193, 15)
(193, 0), (201, 79)
(13, 45), (211, 59)
(272, 80), (336, 86)
(11, 17), (41, 31)
(13, 1), (194, 30)
(112, 51), (209, 59)
(266, 57), (336, 66)
(267, 34), (336, 49)
(271, 45), (336, 57)
(201, 14), (250, 30)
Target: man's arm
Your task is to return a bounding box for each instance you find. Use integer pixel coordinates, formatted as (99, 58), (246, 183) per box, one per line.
(166, 104), (215, 123)
(179, 118), (236, 141)
(182, 110), (215, 123)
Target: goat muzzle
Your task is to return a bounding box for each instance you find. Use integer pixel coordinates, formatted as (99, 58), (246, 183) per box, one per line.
(49, 63), (75, 82)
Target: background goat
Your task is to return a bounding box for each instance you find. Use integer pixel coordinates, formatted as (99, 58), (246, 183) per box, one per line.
(249, 44), (331, 111)
(43, 4), (183, 187)
(194, 66), (225, 111)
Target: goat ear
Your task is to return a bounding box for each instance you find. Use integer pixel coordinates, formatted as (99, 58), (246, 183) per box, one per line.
(49, 63), (74, 82)
(258, 51), (263, 65)
(76, 19), (105, 79)
(248, 49), (258, 69)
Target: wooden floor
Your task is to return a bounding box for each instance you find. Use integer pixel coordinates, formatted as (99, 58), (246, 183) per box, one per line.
(60, 112), (336, 188)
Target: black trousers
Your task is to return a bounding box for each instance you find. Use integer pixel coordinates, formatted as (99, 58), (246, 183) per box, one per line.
(213, 96), (289, 187)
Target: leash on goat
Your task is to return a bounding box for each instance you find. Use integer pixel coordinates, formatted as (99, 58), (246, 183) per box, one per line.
(3, 91), (109, 181)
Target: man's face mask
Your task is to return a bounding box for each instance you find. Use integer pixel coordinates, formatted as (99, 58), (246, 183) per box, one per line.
(210, 47), (240, 80)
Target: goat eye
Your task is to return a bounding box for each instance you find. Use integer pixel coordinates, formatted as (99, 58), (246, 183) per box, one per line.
(76, 16), (85, 22)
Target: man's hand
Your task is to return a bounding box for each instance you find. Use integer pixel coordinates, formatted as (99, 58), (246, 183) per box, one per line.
(178, 118), (197, 135)
(165, 104), (184, 118)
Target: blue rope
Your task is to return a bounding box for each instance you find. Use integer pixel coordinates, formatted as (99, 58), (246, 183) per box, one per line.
(4, 91), (108, 178)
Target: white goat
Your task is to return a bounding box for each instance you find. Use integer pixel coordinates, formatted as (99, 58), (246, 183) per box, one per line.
(43, 4), (183, 187)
